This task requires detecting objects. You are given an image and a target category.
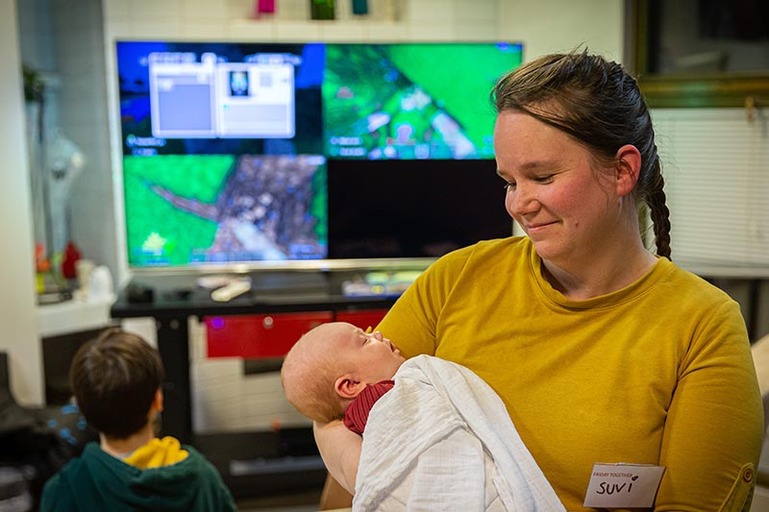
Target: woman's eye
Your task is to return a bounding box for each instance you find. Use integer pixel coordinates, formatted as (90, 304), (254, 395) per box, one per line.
(535, 175), (553, 183)
(503, 182), (516, 191)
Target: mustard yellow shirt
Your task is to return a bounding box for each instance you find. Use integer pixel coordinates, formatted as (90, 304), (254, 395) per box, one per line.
(378, 236), (763, 511)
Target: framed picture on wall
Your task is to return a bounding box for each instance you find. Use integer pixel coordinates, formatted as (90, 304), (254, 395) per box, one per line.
(629, 0), (769, 108)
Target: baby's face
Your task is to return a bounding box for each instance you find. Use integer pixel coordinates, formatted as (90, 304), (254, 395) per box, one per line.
(329, 322), (405, 383)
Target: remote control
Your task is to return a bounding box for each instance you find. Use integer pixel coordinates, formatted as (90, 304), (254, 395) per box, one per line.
(211, 279), (252, 302)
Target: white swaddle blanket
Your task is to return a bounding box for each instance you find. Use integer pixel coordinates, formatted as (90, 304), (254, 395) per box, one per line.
(353, 355), (565, 512)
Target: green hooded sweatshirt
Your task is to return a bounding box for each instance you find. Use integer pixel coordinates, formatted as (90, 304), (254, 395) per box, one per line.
(39, 442), (236, 511)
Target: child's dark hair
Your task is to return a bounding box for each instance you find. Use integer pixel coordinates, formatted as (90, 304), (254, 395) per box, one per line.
(70, 328), (164, 439)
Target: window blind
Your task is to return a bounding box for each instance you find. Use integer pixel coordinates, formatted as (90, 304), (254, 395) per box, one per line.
(652, 108), (769, 268)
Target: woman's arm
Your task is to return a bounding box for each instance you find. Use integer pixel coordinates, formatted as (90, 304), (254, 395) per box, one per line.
(313, 419), (362, 494)
(657, 302), (763, 510)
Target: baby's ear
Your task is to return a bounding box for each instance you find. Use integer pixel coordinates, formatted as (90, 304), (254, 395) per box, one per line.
(335, 374), (366, 399)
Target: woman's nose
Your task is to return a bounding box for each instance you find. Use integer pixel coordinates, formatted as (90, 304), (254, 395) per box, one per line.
(506, 185), (538, 217)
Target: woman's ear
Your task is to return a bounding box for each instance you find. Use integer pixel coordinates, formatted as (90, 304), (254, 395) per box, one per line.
(614, 144), (642, 197)
(335, 374), (366, 399)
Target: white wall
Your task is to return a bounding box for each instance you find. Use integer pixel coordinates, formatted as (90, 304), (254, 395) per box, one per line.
(52, 0), (116, 283)
(499, 0), (623, 61)
(1, 0), (44, 405)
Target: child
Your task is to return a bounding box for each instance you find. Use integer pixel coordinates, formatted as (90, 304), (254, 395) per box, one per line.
(281, 322), (565, 511)
(40, 328), (236, 512)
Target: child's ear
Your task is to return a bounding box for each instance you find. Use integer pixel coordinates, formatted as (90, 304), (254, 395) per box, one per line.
(152, 388), (164, 413)
(335, 374), (366, 399)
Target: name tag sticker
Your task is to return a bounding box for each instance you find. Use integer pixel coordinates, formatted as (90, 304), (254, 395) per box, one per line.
(583, 463), (666, 508)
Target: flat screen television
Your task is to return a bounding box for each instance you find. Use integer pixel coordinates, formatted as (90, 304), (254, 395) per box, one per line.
(115, 40), (522, 272)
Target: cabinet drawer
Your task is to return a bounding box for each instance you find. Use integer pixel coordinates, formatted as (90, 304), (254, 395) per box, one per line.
(205, 312), (333, 358)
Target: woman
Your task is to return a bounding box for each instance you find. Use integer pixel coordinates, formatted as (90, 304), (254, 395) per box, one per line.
(315, 50), (763, 511)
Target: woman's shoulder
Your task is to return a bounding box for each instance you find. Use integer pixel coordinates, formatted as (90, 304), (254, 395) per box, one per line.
(413, 237), (530, 291)
(657, 259), (739, 304)
(652, 259), (746, 331)
(432, 236), (528, 270)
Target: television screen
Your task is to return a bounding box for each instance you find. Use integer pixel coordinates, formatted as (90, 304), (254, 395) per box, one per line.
(114, 40), (522, 270)
(323, 43), (516, 159)
(327, 159), (511, 259)
(123, 153), (327, 267)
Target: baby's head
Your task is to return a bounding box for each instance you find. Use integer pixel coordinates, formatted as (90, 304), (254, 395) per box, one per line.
(281, 322), (405, 423)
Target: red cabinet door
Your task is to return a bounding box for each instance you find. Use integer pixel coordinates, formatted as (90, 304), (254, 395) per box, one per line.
(204, 311), (333, 358)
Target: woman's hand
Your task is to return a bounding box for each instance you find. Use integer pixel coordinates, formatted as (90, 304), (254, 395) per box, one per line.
(313, 419), (362, 494)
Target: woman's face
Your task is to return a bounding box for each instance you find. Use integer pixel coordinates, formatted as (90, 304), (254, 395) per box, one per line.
(494, 110), (620, 266)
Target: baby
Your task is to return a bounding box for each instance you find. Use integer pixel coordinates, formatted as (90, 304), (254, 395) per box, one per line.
(280, 321), (404, 434)
(281, 321), (565, 511)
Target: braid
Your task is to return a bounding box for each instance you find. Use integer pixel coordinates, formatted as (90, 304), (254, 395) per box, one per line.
(647, 171), (672, 259)
(633, 128), (672, 259)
